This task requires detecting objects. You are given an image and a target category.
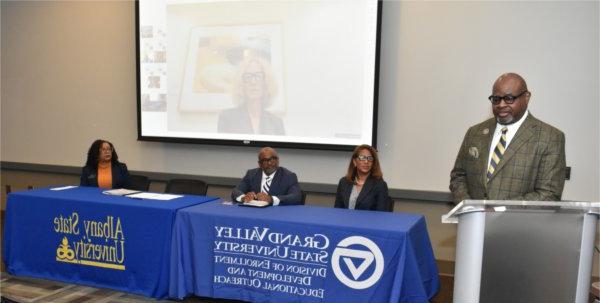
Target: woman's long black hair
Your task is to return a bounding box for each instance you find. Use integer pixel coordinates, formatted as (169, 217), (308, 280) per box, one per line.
(85, 139), (120, 169)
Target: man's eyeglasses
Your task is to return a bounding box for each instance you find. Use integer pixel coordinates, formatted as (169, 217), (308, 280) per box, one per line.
(488, 91), (528, 105)
(356, 155), (374, 162)
(242, 72), (265, 83)
(258, 156), (278, 164)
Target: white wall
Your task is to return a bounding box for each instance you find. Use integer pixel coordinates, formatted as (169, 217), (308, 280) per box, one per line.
(378, 1), (599, 201)
(1, 1), (598, 201)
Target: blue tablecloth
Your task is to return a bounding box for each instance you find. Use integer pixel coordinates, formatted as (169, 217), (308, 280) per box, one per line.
(3, 187), (218, 299)
(169, 201), (440, 303)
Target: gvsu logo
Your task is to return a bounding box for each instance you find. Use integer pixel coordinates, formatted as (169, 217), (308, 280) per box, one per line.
(331, 236), (384, 289)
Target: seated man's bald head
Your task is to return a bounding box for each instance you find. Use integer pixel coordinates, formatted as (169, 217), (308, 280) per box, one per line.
(258, 147), (278, 159)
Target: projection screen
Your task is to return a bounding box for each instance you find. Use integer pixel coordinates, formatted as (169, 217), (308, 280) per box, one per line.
(137, 0), (382, 151)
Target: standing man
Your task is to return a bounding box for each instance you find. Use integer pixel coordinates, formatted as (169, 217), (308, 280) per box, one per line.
(232, 147), (303, 205)
(450, 73), (566, 203)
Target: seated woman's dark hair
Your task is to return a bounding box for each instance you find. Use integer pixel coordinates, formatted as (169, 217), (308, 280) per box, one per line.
(85, 139), (119, 169)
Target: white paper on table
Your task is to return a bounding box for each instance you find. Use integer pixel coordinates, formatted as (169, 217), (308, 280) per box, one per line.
(127, 192), (182, 200)
(102, 188), (141, 196)
(50, 186), (78, 191)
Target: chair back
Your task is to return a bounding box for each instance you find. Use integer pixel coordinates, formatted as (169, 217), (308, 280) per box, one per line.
(386, 196), (394, 212)
(300, 191), (307, 205)
(129, 175), (150, 191)
(165, 179), (208, 196)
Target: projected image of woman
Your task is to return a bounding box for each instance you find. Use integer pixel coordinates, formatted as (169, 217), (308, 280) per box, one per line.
(80, 139), (131, 189)
(217, 57), (284, 135)
(334, 145), (389, 211)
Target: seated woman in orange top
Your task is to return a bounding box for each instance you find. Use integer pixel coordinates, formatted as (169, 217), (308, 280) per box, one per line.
(80, 139), (131, 189)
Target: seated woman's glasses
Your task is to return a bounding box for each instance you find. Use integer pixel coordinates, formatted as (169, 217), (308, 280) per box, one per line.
(356, 155), (374, 162)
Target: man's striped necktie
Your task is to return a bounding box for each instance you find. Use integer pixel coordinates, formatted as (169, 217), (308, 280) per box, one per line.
(487, 127), (508, 182)
(262, 175), (272, 193)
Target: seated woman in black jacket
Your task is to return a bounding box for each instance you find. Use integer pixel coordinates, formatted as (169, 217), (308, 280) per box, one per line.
(80, 139), (131, 189)
(334, 144), (389, 211)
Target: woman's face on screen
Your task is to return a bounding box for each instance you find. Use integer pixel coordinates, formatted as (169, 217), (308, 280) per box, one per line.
(241, 61), (265, 102)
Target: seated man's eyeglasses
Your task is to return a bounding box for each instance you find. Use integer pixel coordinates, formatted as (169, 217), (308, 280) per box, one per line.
(356, 155), (374, 162)
(488, 90), (528, 105)
(258, 156), (278, 164)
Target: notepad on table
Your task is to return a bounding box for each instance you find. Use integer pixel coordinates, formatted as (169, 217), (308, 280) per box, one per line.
(126, 192), (182, 201)
(102, 188), (141, 196)
(241, 200), (270, 208)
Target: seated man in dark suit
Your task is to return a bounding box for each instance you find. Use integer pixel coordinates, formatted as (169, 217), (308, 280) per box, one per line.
(231, 147), (302, 205)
